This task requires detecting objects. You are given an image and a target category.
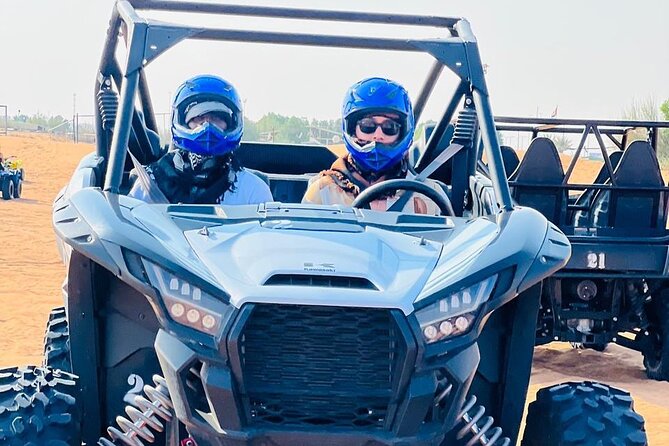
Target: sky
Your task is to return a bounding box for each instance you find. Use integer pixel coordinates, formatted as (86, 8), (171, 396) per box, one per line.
(1, 0), (668, 124)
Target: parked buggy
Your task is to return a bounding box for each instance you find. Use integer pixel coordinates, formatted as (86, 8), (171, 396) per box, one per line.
(497, 116), (669, 381)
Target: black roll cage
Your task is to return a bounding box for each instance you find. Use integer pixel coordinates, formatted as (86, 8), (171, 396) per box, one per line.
(96, 0), (512, 211)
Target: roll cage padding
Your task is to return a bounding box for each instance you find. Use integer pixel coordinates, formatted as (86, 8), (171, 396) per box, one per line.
(510, 137), (566, 225)
(592, 140), (666, 228)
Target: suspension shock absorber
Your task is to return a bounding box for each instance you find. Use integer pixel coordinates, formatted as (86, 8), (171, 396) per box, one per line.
(97, 78), (118, 131)
(456, 395), (510, 446)
(451, 101), (478, 148)
(98, 375), (174, 446)
(627, 281), (650, 329)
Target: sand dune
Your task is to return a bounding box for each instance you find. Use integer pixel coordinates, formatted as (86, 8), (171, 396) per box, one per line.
(0, 133), (666, 444)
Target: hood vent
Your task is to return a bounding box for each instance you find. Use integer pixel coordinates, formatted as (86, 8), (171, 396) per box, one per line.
(264, 274), (377, 290)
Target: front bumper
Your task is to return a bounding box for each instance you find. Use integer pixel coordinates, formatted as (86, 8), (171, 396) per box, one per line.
(155, 304), (477, 446)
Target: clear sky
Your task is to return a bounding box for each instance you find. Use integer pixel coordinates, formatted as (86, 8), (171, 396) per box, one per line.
(1, 0), (668, 123)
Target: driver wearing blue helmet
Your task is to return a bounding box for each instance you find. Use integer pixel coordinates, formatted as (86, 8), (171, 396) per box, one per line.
(128, 74), (272, 205)
(302, 77), (441, 214)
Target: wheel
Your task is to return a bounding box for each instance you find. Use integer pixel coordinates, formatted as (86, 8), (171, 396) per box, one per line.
(521, 381), (647, 446)
(350, 178), (455, 215)
(1, 176), (13, 200)
(43, 306), (72, 373)
(643, 290), (669, 380)
(19, 168), (24, 181)
(11, 176), (21, 198)
(0, 366), (81, 445)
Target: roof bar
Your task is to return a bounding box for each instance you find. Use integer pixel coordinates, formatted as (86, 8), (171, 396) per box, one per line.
(190, 29), (434, 51)
(495, 116), (669, 128)
(129, 0), (460, 29)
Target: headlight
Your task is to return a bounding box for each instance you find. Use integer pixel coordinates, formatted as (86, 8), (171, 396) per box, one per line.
(143, 261), (233, 336)
(415, 275), (497, 344)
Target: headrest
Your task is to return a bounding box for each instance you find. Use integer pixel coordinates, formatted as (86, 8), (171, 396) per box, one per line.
(500, 145), (520, 178)
(512, 137), (564, 184)
(614, 141), (663, 186)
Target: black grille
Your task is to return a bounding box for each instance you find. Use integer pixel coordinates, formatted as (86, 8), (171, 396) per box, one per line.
(263, 274), (377, 290)
(240, 304), (400, 429)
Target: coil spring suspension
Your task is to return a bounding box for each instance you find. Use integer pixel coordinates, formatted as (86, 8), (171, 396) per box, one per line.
(97, 81), (118, 131)
(98, 375), (174, 446)
(450, 102), (478, 148)
(627, 281), (650, 329)
(456, 395), (510, 446)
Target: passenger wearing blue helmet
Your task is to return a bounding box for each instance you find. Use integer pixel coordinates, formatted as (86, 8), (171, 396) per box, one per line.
(129, 74), (272, 204)
(302, 77), (441, 214)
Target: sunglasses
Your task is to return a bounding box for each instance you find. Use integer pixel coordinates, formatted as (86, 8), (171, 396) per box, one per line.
(356, 117), (402, 136)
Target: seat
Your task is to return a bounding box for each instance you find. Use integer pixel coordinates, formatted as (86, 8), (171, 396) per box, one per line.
(500, 145), (520, 179)
(235, 142), (337, 175)
(510, 137), (566, 225)
(572, 151), (622, 226)
(235, 142), (337, 203)
(128, 110), (165, 165)
(592, 141), (666, 229)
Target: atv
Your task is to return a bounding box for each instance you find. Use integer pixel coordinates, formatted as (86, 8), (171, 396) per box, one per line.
(0, 161), (22, 200)
(3, 156), (24, 180)
(0, 2), (648, 445)
(496, 116), (669, 381)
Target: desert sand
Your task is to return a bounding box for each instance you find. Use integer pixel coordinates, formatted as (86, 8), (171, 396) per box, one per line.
(0, 133), (667, 443)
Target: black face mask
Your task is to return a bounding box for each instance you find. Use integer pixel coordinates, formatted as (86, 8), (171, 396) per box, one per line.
(150, 150), (239, 204)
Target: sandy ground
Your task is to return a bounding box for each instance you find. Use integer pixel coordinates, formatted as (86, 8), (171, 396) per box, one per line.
(0, 133), (667, 444)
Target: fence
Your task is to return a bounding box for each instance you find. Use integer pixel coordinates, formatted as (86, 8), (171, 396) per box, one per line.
(69, 112), (171, 145)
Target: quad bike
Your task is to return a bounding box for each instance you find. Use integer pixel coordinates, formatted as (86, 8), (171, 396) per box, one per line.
(0, 1), (648, 445)
(0, 167), (21, 200)
(3, 156), (25, 180)
(497, 116), (669, 381)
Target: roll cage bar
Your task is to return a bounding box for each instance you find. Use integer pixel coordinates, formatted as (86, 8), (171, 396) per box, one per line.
(97, 0), (512, 211)
(495, 116), (669, 184)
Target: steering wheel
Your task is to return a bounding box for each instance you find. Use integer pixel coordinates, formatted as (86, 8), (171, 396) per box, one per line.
(351, 178), (455, 216)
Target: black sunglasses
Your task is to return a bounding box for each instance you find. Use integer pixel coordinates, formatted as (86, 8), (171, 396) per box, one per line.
(356, 117), (402, 136)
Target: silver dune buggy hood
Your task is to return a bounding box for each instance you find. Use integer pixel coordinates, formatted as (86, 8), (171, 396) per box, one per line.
(55, 190), (563, 317)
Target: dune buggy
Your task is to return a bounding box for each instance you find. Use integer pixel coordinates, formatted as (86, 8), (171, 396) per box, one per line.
(497, 116), (669, 381)
(0, 2), (648, 446)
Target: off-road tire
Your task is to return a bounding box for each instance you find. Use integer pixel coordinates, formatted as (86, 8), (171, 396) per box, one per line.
(43, 307), (72, 373)
(11, 176), (21, 199)
(643, 292), (669, 380)
(1, 176), (13, 200)
(0, 366), (81, 445)
(521, 381), (647, 446)
(19, 168), (24, 181)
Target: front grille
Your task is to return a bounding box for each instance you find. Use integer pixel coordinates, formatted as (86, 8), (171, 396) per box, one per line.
(239, 304), (401, 430)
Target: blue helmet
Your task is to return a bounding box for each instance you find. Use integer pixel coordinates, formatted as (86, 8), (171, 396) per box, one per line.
(342, 77), (415, 173)
(171, 75), (243, 157)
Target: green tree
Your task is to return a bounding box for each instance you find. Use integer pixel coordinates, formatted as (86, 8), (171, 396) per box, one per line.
(622, 97), (669, 163)
(661, 99), (669, 121)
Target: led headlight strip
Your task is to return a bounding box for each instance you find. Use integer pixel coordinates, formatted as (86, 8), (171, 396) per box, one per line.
(143, 261), (233, 336)
(415, 275), (497, 344)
